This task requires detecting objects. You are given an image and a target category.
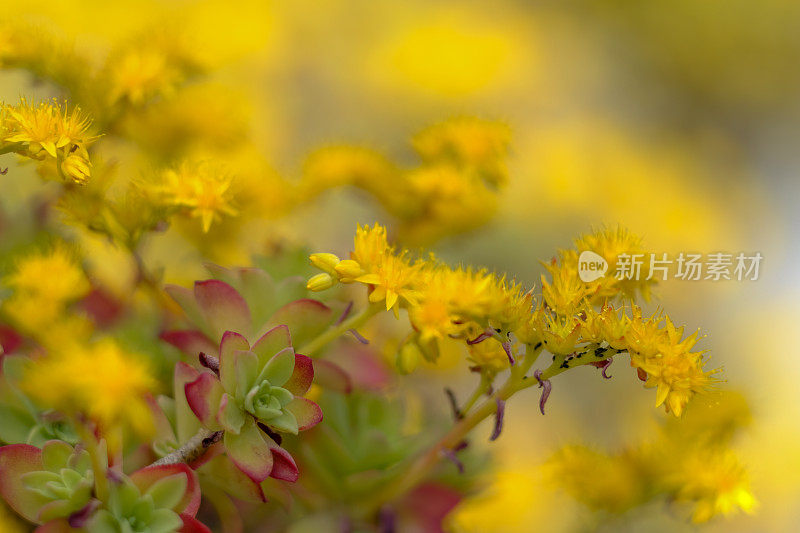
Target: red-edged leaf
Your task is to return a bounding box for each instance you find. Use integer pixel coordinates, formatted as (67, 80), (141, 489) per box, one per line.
(285, 398), (323, 431)
(267, 445), (298, 483)
(185, 373), (224, 430)
(224, 419), (273, 483)
(201, 455), (266, 503)
(0, 444), (47, 523)
(250, 325), (292, 369)
(219, 331), (250, 392)
(180, 514), (212, 533)
(194, 280), (252, 340)
(130, 464), (201, 516)
(266, 299), (333, 347)
(311, 359), (352, 394)
(160, 330), (217, 357)
(283, 354), (315, 396)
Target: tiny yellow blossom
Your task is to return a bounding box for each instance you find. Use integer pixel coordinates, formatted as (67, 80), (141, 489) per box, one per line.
(1, 98), (96, 184)
(147, 160), (239, 232)
(412, 117), (511, 187)
(21, 339), (157, 436)
(5, 245), (89, 303)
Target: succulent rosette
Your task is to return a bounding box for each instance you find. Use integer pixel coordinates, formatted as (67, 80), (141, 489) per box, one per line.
(183, 326), (322, 482)
(0, 441), (207, 532)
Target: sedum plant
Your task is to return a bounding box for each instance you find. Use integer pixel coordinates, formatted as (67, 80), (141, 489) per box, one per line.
(0, 16), (755, 532)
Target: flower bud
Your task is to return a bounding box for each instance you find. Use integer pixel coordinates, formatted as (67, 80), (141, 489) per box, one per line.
(396, 342), (422, 375)
(309, 252), (340, 274)
(334, 259), (365, 281)
(307, 273), (335, 291)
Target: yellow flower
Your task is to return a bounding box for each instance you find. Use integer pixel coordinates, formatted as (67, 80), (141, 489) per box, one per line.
(21, 339), (156, 436)
(1, 98), (95, 184)
(573, 226), (655, 302)
(672, 450), (757, 523)
(541, 257), (588, 316)
(5, 245), (89, 303)
(357, 253), (421, 315)
(546, 445), (645, 514)
(408, 271), (460, 341)
(540, 314), (581, 356)
(351, 223), (391, 272)
(148, 160), (239, 232)
(466, 336), (510, 373)
(412, 117), (511, 187)
(301, 145), (396, 197)
(625, 308), (717, 416)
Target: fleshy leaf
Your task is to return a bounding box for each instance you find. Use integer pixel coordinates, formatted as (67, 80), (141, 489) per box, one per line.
(194, 280), (252, 340)
(267, 445), (298, 483)
(130, 463), (201, 516)
(233, 350), (259, 399)
(264, 410), (298, 434)
(144, 473), (188, 511)
(200, 455), (266, 503)
(185, 373), (224, 431)
(258, 348), (296, 388)
(41, 441), (74, 473)
(173, 363), (202, 443)
(160, 331), (217, 358)
(0, 444), (48, 523)
(180, 514), (213, 533)
(219, 331), (250, 392)
(224, 419), (273, 483)
(310, 359), (351, 394)
(217, 394), (245, 434)
(282, 354), (315, 396)
(285, 398), (323, 431)
(238, 268), (278, 329)
(266, 299), (333, 347)
(165, 285), (205, 327)
(250, 325), (292, 369)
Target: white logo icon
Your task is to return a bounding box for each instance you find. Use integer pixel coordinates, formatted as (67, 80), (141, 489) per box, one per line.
(578, 251), (608, 282)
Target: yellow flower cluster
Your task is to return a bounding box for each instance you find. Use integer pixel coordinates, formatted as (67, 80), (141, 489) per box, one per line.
(300, 117), (511, 244)
(20, 339), (156, 437)
(2, 245), (91, 347)
(0, 98), (96, 184)
(412, 117), (511, 188)
(547, 392), (755, 523)
(309, 223), (717, 416)
(138, 159), (240, 232)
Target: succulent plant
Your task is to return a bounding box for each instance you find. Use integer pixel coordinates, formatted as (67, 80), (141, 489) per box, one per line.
(85, 464), (207, 533)
(184, 325), (322, 483)
(0, 440), (94, 526)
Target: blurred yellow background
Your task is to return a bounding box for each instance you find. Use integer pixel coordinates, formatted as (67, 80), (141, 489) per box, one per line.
(2, 0), (798, 530)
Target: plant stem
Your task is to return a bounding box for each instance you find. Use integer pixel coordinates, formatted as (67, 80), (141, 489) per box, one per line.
(151, 428), (222, 466)
(72, 421), (109, 503)
(460, 374), (492, 416)
(299, 302), (382, 356)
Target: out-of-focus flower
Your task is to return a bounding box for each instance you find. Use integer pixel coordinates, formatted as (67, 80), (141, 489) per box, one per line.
(20, 339), (157, 436)
(413, 117), (511, 188)
(546, 445), (645, 513)
(2, 245), (92, 347)
(546, 392), (755, 524)
(142, 160), (239, 233)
